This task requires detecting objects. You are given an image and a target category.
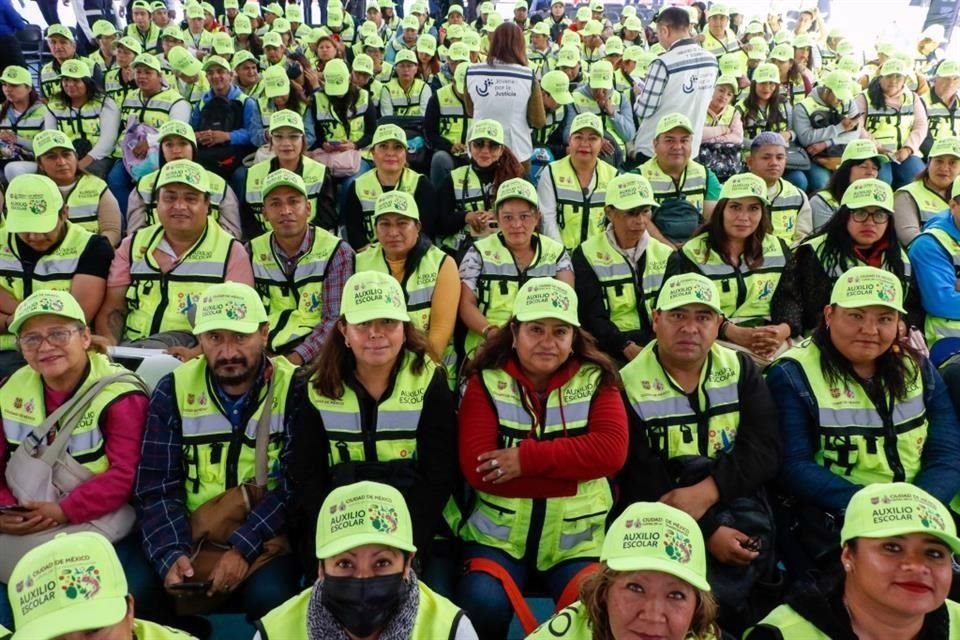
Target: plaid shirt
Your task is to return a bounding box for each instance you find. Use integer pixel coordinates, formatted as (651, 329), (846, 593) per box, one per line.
(633, 56), (670, 123)
(288, 239), (355, 363)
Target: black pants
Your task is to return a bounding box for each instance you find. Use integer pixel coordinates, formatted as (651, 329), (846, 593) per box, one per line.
(0, 35), (27, 73)
(37, 0), (62, 25)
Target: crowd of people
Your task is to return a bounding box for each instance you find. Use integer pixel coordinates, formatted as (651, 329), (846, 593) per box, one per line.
(0, 0), (959, 639)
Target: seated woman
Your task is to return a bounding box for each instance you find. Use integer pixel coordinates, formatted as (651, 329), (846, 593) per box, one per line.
(458, 178), (574, 357)
(456, 278), (628, 640)
(306, 58), (376, 172)
(797, 179), (922, 334)
(702, 74), (744, 146)
(32, 130), (122, 247)
(256, 481), (477, 639)
(285, 272), (457, 578)
(0, 66), (54, 180)
(808, 139), (888, 232)
(894, 136), (960, 245)
(749, 483), (960, 639)
(766, 268), (960, 572)
(250, 65), (307, 148)
(434, 119), (525, 256)
(0, 290), (148, 584)
(341, 123), (435, 250)
(528, 502), (719, 640)
(667, 172), (801, 363)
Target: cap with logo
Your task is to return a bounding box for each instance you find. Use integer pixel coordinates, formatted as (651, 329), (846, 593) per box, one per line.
(930, 136), (960, 159)
(513, 279), (580, 326)
(417, 33), (437, 57)
(373, 123), (407, 147)
(794, 33), (815, 49)
(315, 481), (417, 559)
(271, 17), (291, 33)
(33, 130), (75, 157)
(133, 53), (163, 72)
(201, 1), (215, 14)
(185, 3), (204, 18)
(656, 273), (723, 314)
(231, 13), (252, 33)
(447, 3), (463, 14)
(484, 12), (503, 31)
(515, 0), (528, 9)
(602, 502), (710, 592)
(753, 62), (780, 84)
(821, 70), (854, 103)
(706, 3), (728, 18)
(353, 53), (375, 75)
(446, 23), (465, 40)
(9, 290), (86, 335)
(212, 32), (235, 55)
(604, 36), (624, 56)
(719, 54), (745, 77)
(556, 45), (580, 68)
(0, 66), (32, 87)
(769, 44), (793, 61)
(841, 177), (894, 213)
(323, 58), (350, 97)
(46, 24), (74, 41)
(192, 282), (268, 335)
(224, 0), (239, 8)
(92, 19), (118, 38)
(447, 41), (470, 62)
(231, 49), (257, 69)
(589, 0), (602, 12)
(168, 46), (201, 76)
(262, 65), (290, 99)
(540, 70), (574, 104)
(720, 172), (769, 205)
(395, 48), (418, 65)
(161, 25), (185, 42)
(469, 119), (504, 145)
(58, 60), (91, 80)
(880, 58), (909, 76)
(157, 159), (210, 193)
(716, 74), (738, 90)
(340, 271), (411, 324)
(157, 120), (197, 147)
(606, 173), (658, 210)
(261, 168), (307, 200)
(4, 174), (63, 235)
(262, 31), (283, 48)
(115, 36), (143, 55)
(561, 29), (581, 47)
(655, 113), (694, 136)
(268, 109), (304, 134)
(937, 60), (960, 78)
(201, 55), (231, 72)
(623, 45), (647, 63)
(401, 14), (419, 30)
(840, 483), (960, 553)
(285, 4), (302, 20)
(374, 191), (419, 221)
(264, 1), (283, 15)
(454, 62), (470, 91)
(840, 139), (889, 166)
(582, 20), (602, 37)
(364, 34), (386, 50)
(495, 177), (538, 208)
(570, 112), (604, 135)
(242, 2), (260, 17)
(621, 5), (636, 17)
(624, 15), (643, 31)
(589, 59), (614, 89)
(830, 265), (905, 313)
(532, 21), (551, 36)
(575, 6), (590, 21)
(463, 31), (481, 52)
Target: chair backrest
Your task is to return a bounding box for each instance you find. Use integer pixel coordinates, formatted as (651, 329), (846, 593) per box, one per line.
(15, 26), (46, 89)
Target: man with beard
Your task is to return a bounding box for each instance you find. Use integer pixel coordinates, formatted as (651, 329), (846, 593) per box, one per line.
(130, 282), (300, 624)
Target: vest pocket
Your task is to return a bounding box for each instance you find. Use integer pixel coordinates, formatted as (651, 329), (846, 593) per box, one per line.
(558, 496), (608, 556)
(821, 435), (859, 476)
(467, 496), (516, 545)
(197, 442), (227, 485)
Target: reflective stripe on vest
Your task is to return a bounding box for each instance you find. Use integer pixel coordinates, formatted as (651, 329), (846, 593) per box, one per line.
(64, 174), (108, 232)
(638, 158), (707, 212)
(922, 227), (960, 344)
(898, 180), (950, 226)
(1, 102), (49, 146)
(49, 96), (108, 155)
(138, 169), (227, 228)
(384, 78), (427, 116)
(927, 96), (960, 142)
(436, 84), (470, 147)
(526, 603), (594, 639)
(549, 156), (618, 250)
(355, 168), (422, 245)
(439, 165), (490, 252)
(865, 91), (916, 151)
(571, 90), (626, 155)
(0, 222), (93, 302)
(803, 233), (912, 283)
(768, 178), (804, 241)
(244, 158), (328, 236)
(313, 89), (370, 144)
(736, 99), (789, 139)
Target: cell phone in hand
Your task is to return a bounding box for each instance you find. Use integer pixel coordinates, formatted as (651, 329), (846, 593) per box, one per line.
(0, 505), (29, 514)
(169, 580), (212, 592)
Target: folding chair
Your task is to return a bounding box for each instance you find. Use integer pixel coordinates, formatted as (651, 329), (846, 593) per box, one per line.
(15, 26), (46, 89)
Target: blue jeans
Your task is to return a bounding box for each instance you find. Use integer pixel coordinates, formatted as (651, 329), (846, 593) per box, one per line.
(805, 164), (832, 193)
(107, 161), (135, 229)
(878, 155), (926, 189)
(784, 169), (809, 192)
(457, 543), (596, 640)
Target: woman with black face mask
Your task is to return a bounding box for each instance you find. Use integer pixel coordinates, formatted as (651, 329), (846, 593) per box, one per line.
(255, 480), (479, 639)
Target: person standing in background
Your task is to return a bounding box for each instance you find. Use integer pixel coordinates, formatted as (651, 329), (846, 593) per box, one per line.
(0, 0), (27, 73)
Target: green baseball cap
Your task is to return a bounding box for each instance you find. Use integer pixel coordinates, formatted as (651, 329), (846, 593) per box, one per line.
(212, 32), (235, 55)
(454, 62), (470, 92)
(716, 74), (738, 90)
(655, 113), (694, 136)
(224, 0), (238, 8)
(582, 19), (602, 37)
(570, 112), (603, 135)
(837, 57), (860, 76)
(719, 54), (745, 77)
(880, 58), (908, 76)
(574, 5), (590, 21)
(169, 46), (202, 76)
(937, 60), (960, 78)
(624, 45), (649, 64)
(720, 172), (769, 205)
(32, 130), (74, 157)
(192, 282), (268, 335)
(495, 177), (538, 208)
(602, 502), (710, 592)
(315, 481), (417, 559)
(830, 265), (905, 313)
(561, 28), (581, 46)
(447, 3), (463, 14)
(753, 62), (780, 84)
(374, 190), (419, 221)
(706, 2), (728, 17)
(531, 21), (551, 36)
(323, 58), (350, 97)
(931, 136), (960, 159)
(821, 70), (854, 102)
(59, 58), (90, 79)
(624, 15), (643, 31)
(231, 49), (257, 69)
(589, 59), (614, 89)
(242, 2), (261, 17)
(131, 0), (150, 10)
(269, 109), (304, 133)
(513, 278), (580, 326)
(841, 178), (894, 213)
(271, 17), (291, 33)
(556, 45), (580, 68)
(4, 175), (64, 234)
(401, 14), (419, 30)
(841, 139), (889, 165)
(185, 3), (204, 18)
(9, 290), (86, 335)
(264, 1), (283, 15)
(447, 41), (470, 62)
(201, 55), (231, 72)
(604, 36), (624, 56)
(340, 271), (411, 324)
(157, 120), (197, 146)
(156, 159), (210, 193)
(262, 168), (307, 199)
(262, 31), (283, 48)
(262, 65), (290, 98)
(469, 119), (504, 145)
(116, 36), (143, 55)
(417, 33), (437, 57)
(446, 23), (466, 40)
(794, 33), (815, 49)
(151, 0), (166, 10)
(373, 123), (407, 146)
(364, 34), (386, 50)
(0, 66), (32, 86)
(395, 49), (418, 65)
(328, 6), (345, 26)
(133, 53), (163, 72)
(484, 12), (503, 31)
(233, 14), (253, 34)
(353, 53), (375, 75)
(92, 19), (118, 38)
(463, 31), (481, 52)
(769, 44), (793, 61)
(10, 532), (128, 639)
(161, 25), (185, 41)
(656, 273), (722, 313)
(840, 483), (960, 554)
(540, 70), (574, 105)
(46, 24), (74, 41)
(605, 173), (658, 210)
(285, 4), (302, 20)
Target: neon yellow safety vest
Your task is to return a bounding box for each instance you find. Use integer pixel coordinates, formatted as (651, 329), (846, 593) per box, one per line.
(0, 352), (145, 475)
(579, 230), (674, 330)
(123, 222), (236, 342)
(435, 83), (470, 147)
(117, 88), (188, 157)
(736, 99), (790, 140)
(466, 232), (567, 354)
(802, 233), (912, 283)
(174, 356), (293, 512)
(125, 23), (160, 52)
(48, 95), (111, 156)
(460, 364), (611, 570)
(622, 342), (742, 458)
(312, 88), (370, 144)
(439, 164), (491, 253)
(768, 178), (805, 241)
(571, 90), (627, 157)
(40, 58), (80, 99)
(748, 599), (960, 639)
(258, 580), (464, 639)
(898, 179), (950, 227)
(307, 351), (437, 465)
(0, 221), (93, 302)
(60, 174), (108, 233)
(813, 189), (839, 212)
(637, 158), (707, 212)
(706, 104), (736, 127)
(682, 232), (788, 325)
(702, 30), (741, 57)
(0, 101), (49, 151)
(245, 157), (329, 235)
(776, 338), (927, 485)
(250, 227), (342, 353)
(865, 91), (917, 151)
(533, 106), (565, 146)
(921, 226), (960, 345)
(383, 78), (427, 116)
(133, 619), (197, 640)
(926, 94), (960, 143)
(548, 156), (618, 250)
(526, 602), (593, 639)
(136, 167), (228, 228)
(354, 168), (422, 245)
(104, 69), (136, 107)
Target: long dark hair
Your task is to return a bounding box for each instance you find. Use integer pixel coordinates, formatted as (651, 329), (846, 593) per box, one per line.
(824, 160), (868, 204)
(329, 84), (361, 134)
(54, 77), (104, 108)
(693, 198), (771, 269)
(487, 23), (528, 65)
(474, 144), (525, 197)
(866, 75), (905, 111)
(464, 318), (621, 387)
(0, 86), (41, 125)
(811, 313), (920, 401)
(812, 204), (907, 281)
(742, 81), (789, 132)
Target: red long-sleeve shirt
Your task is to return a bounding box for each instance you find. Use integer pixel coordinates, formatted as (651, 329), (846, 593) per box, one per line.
(0, 386), (148, 523)
(459, 356), (628, 498)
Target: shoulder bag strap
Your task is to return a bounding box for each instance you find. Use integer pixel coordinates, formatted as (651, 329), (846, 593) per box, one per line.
(253, 367), (276, 487)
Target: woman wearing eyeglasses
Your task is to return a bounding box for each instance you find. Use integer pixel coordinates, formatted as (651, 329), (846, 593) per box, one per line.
(795, 179), (922, 334)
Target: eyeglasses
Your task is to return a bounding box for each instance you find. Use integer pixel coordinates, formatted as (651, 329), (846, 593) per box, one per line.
(851, 209), (890, 224)
(18, 327), (80, 351)
(471, 140), (502, 150)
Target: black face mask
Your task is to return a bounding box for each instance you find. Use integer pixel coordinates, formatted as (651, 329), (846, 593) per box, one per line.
(321, 573), (406, 637)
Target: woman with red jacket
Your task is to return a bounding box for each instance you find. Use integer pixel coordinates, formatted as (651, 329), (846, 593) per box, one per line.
(456, 278), (628, 640)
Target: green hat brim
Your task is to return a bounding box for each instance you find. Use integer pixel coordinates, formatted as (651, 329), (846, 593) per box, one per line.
(343, 307), (411, 325)
(192, 317), (263, 335)
(262, 178), (307, 200)
(842, 524), (960, 555)
(834, 298), (905, 314)
(514, 307), (580, 326)
(315, 531), (417, 560)
(12, 596), (126, 640)
(606, 555), (710, 592)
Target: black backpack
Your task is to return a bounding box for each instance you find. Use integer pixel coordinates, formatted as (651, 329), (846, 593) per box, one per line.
(196, 96), (246, 172)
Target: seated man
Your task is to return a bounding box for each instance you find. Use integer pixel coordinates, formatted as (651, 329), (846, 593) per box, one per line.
(747, 132), (813, 244)
(131, 282), (300, 625)
(618, 273), (781, 620)
(250, 169), (354, 365)
(95, 160), (253, 356)
(0, 175), (113, 376)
